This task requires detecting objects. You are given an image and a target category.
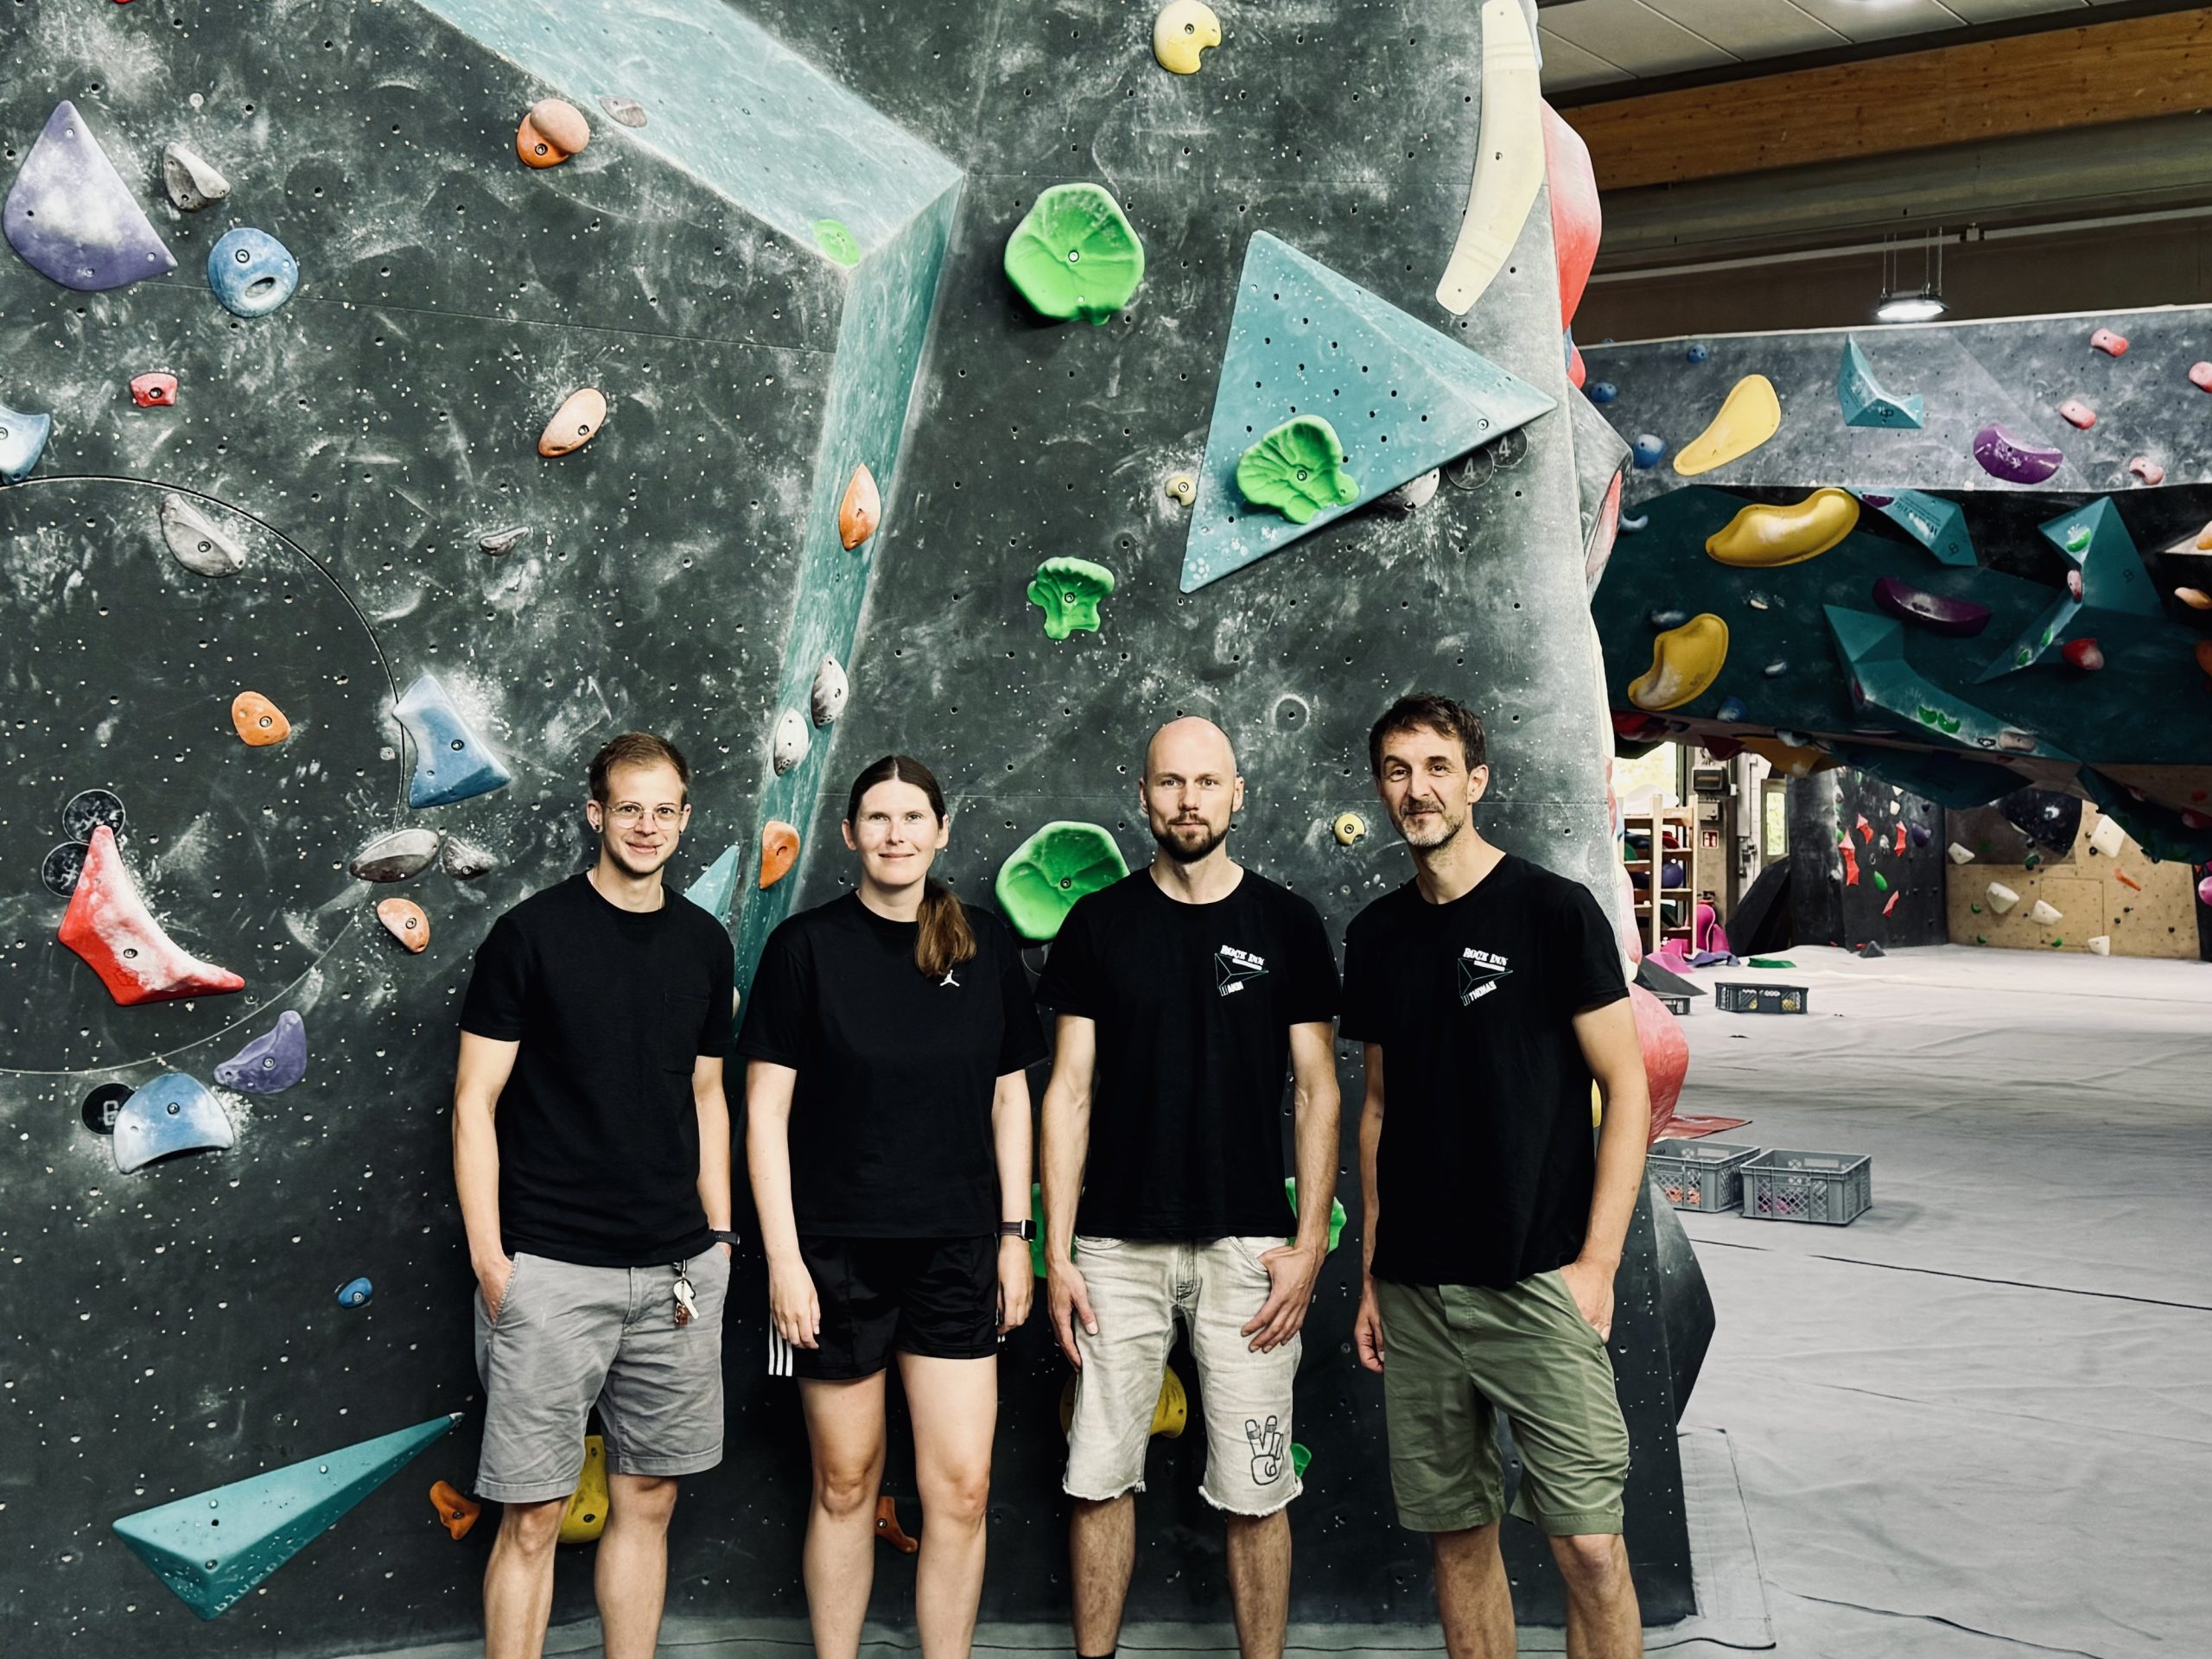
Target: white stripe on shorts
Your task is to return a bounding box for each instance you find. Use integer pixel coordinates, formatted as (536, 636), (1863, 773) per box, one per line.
(766, 1311), (791, 1378)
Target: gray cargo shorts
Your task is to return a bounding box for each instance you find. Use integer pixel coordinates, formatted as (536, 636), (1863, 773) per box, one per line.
(474, 1245), (729, 1503)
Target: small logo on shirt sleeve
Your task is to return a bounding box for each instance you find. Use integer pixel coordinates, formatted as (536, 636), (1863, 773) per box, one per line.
(1456, 947), (1512, 1006)
(1214, 944), (1268, 997)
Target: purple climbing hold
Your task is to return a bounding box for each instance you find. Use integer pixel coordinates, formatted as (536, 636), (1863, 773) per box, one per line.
(1972, 423), (2063, 485)
(3, 101), (178, 292)
(1872, 576), (1993, 638)
(1907, 822), (1931, 848)
(212, 1010), (308, 1096)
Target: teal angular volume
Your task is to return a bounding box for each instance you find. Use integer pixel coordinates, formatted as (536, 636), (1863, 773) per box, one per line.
(1179, 233), (1554, 592)
(112, 1413), (461, 1618)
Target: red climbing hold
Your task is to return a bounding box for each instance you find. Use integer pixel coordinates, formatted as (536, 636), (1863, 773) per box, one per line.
(1883, 890), (1901, 917)
(1892, 822), (1906, 857)
(2057, 398), (2096, 429)
(2192, 363), (2212, 392)
(1541, 102), (1600, 331)
(2197, 639), (2212, 678)
(1839, 839), (1860, 887)
(129, 372), (177, 407)
(2063, 637), (2105, 671)
(875, 1496), (919, 1554)
(1854, 814), (1872, 845)
(57, 825), (245, 1006)
(2089, 328), (2128, 357)
(1627, 982), (1684, 1143)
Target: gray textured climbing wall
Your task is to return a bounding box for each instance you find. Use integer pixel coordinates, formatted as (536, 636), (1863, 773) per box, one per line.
(0, 2), (1687, 1650)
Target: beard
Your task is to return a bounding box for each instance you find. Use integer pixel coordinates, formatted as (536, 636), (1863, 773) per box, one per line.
(1153, 816), (1230, 864)
(1392, 801), (1463, 849)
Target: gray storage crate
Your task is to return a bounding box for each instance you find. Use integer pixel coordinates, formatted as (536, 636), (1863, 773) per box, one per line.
(1715, 982), (1809, 1014)
(1648, 1141), (1761, 1212)
(1741, 1148), (1872, 1225)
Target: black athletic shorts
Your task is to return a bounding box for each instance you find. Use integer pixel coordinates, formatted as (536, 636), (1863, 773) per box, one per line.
(773, 1235), (999, 1380)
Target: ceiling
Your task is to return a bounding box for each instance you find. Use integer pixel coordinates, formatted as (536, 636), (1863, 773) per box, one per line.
(1535, 0), (2146, 95)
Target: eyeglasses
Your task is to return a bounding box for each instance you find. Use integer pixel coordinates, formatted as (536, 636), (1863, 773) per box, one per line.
(607, 804), (685, 826)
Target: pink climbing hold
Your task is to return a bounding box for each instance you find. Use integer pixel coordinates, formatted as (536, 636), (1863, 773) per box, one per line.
(1541, 102), (1600, 331)
(1625, 982), (1684, 1144)
(2057, 398), (2095, 429)
(57, 824), (245, 1006)
(2063, 637), (2105, 672)
(2192, 363), (2212, 392)
(2129, 456), (2165, 485)
(2089, 328), (2128, 357)
(129, 372), (177, 407)
(2198, 874), (2212, 906)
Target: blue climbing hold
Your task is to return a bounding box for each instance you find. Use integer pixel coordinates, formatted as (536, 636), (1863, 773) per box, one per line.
(213, 1011), (308, 1096)
(1632, 434), (1666, 468)
(392, 675), (512, 808)
(112, 1413), (460, 1619)
(1716, 696), (1746, 722)
(0, 399), (53, 483)
(112, 1074), (234, 1174)
(1589, 382), (1618, 404)
(1648, 607), (1688, 627)
(1618, 512), (1649, 534)
(1836, 336), (1924, 429)
(1176, 232), (1554, 592)
(207, 227), (299, 319)
(335, 1277), (373, 1309)
(3, 101), (178, 292)
(683, 843), (742, 925)
(1686, 343), (1709, 364)
(1860, 489), (1974, 567)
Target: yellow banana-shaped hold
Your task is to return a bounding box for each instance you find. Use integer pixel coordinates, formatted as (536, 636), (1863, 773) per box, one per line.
(1738, 735), (1835, 779)
(1153, 1), (1221, 73)
(1674, 373), (1783, 477)
(1628, 613), (1729, 711)
(1706, 487), (1859, 568)
(1434, 0), (1543, 315)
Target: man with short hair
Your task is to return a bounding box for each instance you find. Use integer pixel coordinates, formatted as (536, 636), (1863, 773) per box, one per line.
(454, 732), (737, 1659)
(1344, 694), (1651, 1659)
(1039, 716), (1341, 1659)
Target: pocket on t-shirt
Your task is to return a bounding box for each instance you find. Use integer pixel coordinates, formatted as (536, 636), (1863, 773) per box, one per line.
(659, 991), (710, 1070)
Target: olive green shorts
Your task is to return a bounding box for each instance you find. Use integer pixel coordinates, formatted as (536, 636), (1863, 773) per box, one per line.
(1374, 1271), (1630, 1537)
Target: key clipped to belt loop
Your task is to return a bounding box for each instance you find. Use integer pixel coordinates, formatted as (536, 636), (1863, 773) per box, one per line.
(671, 1261), (697, 1327)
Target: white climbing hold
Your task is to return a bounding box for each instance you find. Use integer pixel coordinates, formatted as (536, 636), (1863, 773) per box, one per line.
(1379, 469), (1440, 512)
(2087, 816), (2126, 859)
(772, 709), (810, 775)
(2086, 935), (2112, 956)
(160, 142), (231, 211)
(1434, 0), (1543, 316)
(1986, 881), (2019, 914)
(1946, 842), (1975, 866)
(810, 655), (849, 727)
(2027, 899), (2063, 926)
(158, 493), (245, 575)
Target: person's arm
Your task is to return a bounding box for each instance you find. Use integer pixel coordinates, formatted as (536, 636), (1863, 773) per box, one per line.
(452, 1031), (521, 1317)
(1039, 1013), (1099, 1366)
(1242, 1020), (1340, 1351)
(992, 1068), (1035, 1334)
(1560, 997), (1649, 1341)
(744, 1059), (819, 1348)
(694, 1053), (733, 1257)
(1352, 1043), (1389, 1372)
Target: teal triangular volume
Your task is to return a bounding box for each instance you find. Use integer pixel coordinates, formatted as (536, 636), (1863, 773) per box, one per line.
(2037, 499), (2158, 616)
(1836, 336), (1924, 429)
(1863, 490), (1974, 567)
(683, 842), (742, 925)
(1826, 606), (2067, 760)
(112, 1413), (460, 1619)
(1178, 232), (1555, 592)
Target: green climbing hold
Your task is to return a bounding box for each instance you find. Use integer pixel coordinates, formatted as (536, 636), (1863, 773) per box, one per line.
(995, 822), (1128, 943)
(1284, 1178), (1347, 1254)
(1969, 903), (1983, 915)
(1291, 1442), (1313, 1479)
(1027, 556), (1116, 640)
(812, 219), (860, 267)
(1871, 871), (1890, 893)
(1748, 957), (1796, 969)
(1236, 416), (1360, 524)
(1003, 183), (1145, 324)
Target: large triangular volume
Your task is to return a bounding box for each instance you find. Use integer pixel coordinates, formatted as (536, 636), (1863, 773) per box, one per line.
(112, 1413), (460, 1619)
(1178, 233), (1555, 593)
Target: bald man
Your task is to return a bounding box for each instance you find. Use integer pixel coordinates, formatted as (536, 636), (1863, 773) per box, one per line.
(1037, 718), (1342, 1659)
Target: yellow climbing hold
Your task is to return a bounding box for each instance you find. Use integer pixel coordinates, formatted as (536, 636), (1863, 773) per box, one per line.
(558, 1437), (608, 1544)
(1705, 487), (1859, 569)
(1674, 374), (1782, 477)
(1059, 1364), (1189, 1439)
(1332, 811), (1366, 847)
(1164, 473), (1196, 506)
(1627, 613), (1728, 711)
(1153, 1), (1220, 73)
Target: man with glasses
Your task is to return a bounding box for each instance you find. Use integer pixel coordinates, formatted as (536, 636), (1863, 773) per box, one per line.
(453, 731), (737, 1659)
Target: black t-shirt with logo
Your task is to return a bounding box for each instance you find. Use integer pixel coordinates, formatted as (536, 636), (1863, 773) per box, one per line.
(737, 893), (1048, 1237)
(1033, 868), (1340, 1240)
(459, 872), (735, 1268)
(1339, 855), (1629, 1290)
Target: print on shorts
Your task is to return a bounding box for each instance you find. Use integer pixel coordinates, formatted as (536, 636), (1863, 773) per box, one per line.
(1245, 1414), (1287, 1484)
(1457, 946), (1512, 1007)
(1215, 944), (1268, 997)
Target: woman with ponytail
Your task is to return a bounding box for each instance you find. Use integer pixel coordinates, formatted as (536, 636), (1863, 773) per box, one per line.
(740, 754), (1046, 1659)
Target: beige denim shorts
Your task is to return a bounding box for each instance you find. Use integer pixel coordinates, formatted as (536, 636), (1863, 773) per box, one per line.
(1065, 1235), (1302, 1516)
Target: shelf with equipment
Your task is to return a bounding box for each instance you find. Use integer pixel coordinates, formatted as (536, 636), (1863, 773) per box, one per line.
(1621, 807), (1700, 956)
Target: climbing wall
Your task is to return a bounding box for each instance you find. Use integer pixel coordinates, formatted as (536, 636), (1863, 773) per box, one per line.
(1783, 772), (1948, 952)
(0, 1), (1688, 1649)
(1945, 796), (2202, 958)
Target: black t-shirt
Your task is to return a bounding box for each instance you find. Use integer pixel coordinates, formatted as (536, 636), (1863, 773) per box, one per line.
(736, 893), (1048, 1237)
(1340, 855), (1629, 1290)
(459, 872), (734, 1268)
(1033, 868), (1340, 1240)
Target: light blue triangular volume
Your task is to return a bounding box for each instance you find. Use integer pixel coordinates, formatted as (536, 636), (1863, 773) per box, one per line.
(1836, 335), (1924, 429)
(392, 674), (513, 808)
(683, 842), (742, 925)
(112, 1413), (460, 1620)
(1178, 233), (1556, 593)
(1864, 490), (1974, 567)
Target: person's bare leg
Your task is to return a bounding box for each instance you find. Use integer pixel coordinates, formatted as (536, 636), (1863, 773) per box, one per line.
(900, 1352), (999, 1659)
(1069, 1493), (1137, 1656)
(799, 1375), (889, 1659)
(1223, 1509), (1291, 1659)
(1549, 1533), (1641, 1659)
(483, 1497), (569, 1659)
(595, 1473), (680, 1659)
(1432, 1522), (1516, 1659)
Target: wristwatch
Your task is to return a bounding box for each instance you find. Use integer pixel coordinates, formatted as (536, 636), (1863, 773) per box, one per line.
(999, 1219), (1036, 1242)
(708, 1229), (740, 1249)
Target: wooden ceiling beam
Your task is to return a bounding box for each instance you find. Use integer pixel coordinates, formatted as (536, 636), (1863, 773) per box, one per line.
(1559, 8), (2212, 192)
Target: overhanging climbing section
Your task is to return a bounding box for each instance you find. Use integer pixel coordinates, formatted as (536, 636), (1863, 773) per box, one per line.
(1178, 232), (1554, 592)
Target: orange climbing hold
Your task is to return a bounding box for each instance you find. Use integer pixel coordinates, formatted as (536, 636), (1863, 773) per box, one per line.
(378, 897), (430, 954)
(2115, 868), (2144, 892)
(2176, 588), (2211, 609)
(230, 691), (290, 746)
(839, 464), (880, 550)
(759, 821), (800, 889)
(429, 1481), (480, 1540)
(538, 388), (607, 457)
(875, 1496), (918, 1554)
(517, 98), (589, 168)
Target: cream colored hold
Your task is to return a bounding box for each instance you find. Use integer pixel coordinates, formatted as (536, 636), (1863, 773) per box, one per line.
(1434, 0), (1543, 316)
(538, 388), (607, 457)
(1152, 1), (1221, 74)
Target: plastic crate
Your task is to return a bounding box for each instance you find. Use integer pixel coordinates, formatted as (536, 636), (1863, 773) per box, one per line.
(1653, 991), (1694, 1016)
(1714, 982), (1809, 1015)
(1648, 1141), (1760, 1211)
(1741, 1149), (1872, 1225)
